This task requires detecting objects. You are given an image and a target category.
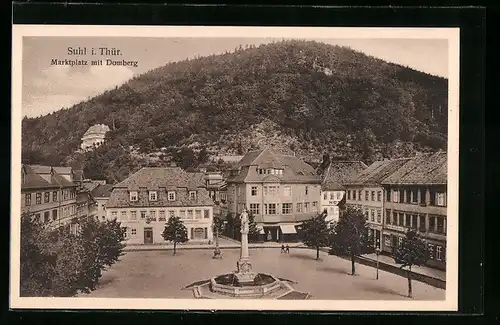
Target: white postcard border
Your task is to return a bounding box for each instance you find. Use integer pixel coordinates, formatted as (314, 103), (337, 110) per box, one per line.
(11, 25), (460, 311)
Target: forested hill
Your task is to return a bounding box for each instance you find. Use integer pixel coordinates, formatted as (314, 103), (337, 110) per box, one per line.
(22, 39), (448, 183)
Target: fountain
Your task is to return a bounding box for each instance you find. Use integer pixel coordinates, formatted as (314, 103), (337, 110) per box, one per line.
(184, 210), (311, 299)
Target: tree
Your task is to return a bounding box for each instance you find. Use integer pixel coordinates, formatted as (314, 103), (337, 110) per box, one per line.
(173, 147), (196, 170)
(329, 206), (373, 275)
(197, 147), (209, 164)
(19, 214), (126, 297)
(394, 229), (429, 298)
(162, 216), (188, 255)
(297, 212), (333, 260)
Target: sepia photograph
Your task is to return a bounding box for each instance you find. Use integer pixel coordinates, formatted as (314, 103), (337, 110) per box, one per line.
(11, 25), (459, 311)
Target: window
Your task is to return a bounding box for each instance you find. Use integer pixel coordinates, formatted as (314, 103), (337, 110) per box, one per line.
(149, 191), (157, 201)
(140, 211), (146, 219)
(158, 210), (166, 221)
(304, 202), (310, 213)
(195, 210), (202, 219)
(312, 201), (318, 212)
(131, 211), (137, 221)
(358, 190), (362, 201)
(411, 214), (418, 229)
(365, 190), (369, 201)
(371, 191), (375, 201)
(436, 192), (446, 206)
(284, 186), (291, 197)
(386, 189), (391, 202)
(436, 216), (445, 234)
(370, 209), (375, 222)
(352, 190), (357, 200)
(376, 210), (381, 223)
(296, 202), (303, 213)
(392, 190), (399, 203)
(204, 210), (210, 219)
(129, 191), (138, 201)
(44, 192), (50, 203)
(44, 211), (50, 223)
(169, 210), (175, 219)
(179, 210), (186, 219)
(336, 192), (342, 200)
(405, 189), (412, 203)
(53, 191), (58, 202)
(63, 190), (68, 200)
(429, 216), (436, 232)
(112, 211), (118, 219)
(377, 191), (382, 202)
(428, 244), (435, 259)
(36, 193), (42, 204)
(249, 203), (260, 215)
(405, 214), (411, 227)
(189, 191), (197, 200)
(121, 211), (128, 221)
(419, 215), (425, 232)
(131, 228), (137, 235)
(187, 210), (194, 219)
(25, 193), (31, 206)
(52, 209), (57, 221)
(347, 190), (351, 200)
(282, 203), (292, 214)
(411, 188), (418, 203)
(436, 246), (443, 261)
(122, 227), (128, 239)
(398, 237), (403, 246)
(263, 186), (268, 196)
(34, 213), (41, 223)
(168, 191), (176, 201)
(384, 235), (391, 247)
(398, 213), (404, 227)
(305, 186), (308, 195)
(385, 210), (391, 225)
(251, 186), (258, 196)
(265, 203), (276, 215)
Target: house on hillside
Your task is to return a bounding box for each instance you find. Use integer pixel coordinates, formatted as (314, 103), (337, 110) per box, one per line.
(226, 148), (322, 242)
(80, 124), (110, 151)
(105, 167), (214, 245)
(320, 161), (367, 223)
(381, 152), (448, 270)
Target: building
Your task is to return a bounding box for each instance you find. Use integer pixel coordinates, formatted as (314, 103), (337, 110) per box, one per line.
(226, 148), (322, 242)
(21, 164), (78, 231)
(105, 167), (215, 245)
(90, 183), (113, 221)
(320, 161), (367, 223)
(381, 152), (447, 270)
(344, 158), (410, 248)
(80, 124), (110, 151)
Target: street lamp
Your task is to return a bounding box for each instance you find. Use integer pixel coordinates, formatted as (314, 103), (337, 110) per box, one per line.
(213, 219), (227, 259)
(375, 239), (381, 280)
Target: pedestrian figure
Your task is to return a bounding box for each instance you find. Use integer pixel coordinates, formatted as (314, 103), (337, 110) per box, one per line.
(281, 244), (286, 254)
(285, 244), (290, 254)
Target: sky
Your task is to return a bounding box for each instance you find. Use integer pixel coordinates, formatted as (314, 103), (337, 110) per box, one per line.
(21, 37), (448, 118)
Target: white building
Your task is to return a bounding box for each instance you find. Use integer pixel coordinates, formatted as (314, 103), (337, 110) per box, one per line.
(320, 161), (367, 223)
(105, 167), (214, 245)
(80, 124), (110, 150)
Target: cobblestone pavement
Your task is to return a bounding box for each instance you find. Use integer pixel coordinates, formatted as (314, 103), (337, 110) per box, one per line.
(80, 248), (445, 300)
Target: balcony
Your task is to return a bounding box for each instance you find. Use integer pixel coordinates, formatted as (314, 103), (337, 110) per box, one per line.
(384, 202), (447, 215)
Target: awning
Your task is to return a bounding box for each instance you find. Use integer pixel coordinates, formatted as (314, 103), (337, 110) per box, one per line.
(280, 224), (297, 234)
(258, 227), (265, 235)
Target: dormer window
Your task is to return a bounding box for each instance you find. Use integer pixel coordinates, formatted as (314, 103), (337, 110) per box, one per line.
(149, 191), (157, 201)
(129, 191), (138, 202)
(189, 191), (197, 200)
(168, 191), (176, 201)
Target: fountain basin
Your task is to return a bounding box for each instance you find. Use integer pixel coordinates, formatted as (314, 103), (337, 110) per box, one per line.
(210, 273), (285, 298)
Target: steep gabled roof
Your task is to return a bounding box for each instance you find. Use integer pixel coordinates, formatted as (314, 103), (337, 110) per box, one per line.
(22, 165), (77, 190)
(347, 158), (410, 186)
(381, 152), (447, 185)
(228, 148), (321, 184)
(321, 161), (368, 190)
(91, 184), (114, 198)
(114, 167), (205, 190)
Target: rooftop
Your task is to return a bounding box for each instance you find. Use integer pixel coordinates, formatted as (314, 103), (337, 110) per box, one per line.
(91, 184), (114, 198)
(346, 158), (410, 186)
(83, 124), (110, 137)
(381, 152), (447, 185)
(114, 167), (204, 190)
(22, 165), (77, 190)
(321, 161), (368, 191)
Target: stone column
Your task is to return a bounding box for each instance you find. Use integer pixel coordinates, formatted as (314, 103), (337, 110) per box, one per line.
(236, 209), (254, 283)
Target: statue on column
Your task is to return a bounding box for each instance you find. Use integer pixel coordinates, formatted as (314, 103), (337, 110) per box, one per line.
(240, 209), (249, 234)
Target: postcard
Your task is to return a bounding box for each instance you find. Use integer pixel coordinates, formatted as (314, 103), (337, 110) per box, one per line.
(11, 25), (459, 311)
